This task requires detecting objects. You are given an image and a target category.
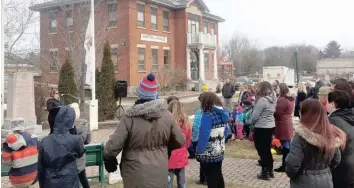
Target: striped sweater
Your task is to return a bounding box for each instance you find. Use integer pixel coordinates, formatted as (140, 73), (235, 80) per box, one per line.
(2, 131), (38, 187)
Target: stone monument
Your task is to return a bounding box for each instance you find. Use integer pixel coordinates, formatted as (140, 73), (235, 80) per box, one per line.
(1, 72), (42, 141)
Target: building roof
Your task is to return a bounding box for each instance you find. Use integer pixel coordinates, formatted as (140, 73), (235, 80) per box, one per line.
(29, 0), (224, 22)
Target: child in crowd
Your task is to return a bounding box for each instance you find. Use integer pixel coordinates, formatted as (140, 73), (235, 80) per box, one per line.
(2, 125), (39, 188)
(242, 100), (254, 139)
(167, 101), (192, 188)
(189, 93), (203, 159)
(38, 105), (85, 188)
(318, 86), (330, 114)
(191, 93), (207, 185)
(233, 106), (245, 140)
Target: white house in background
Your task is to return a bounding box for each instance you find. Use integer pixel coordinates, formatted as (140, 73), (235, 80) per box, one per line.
(317, 58), (354, 78)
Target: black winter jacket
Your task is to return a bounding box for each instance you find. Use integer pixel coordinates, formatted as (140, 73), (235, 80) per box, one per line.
(328, 108), (354, 186)
(222, 83), (235, 99)
(38, 106), (85, 188)
(285, 124), (345, 188)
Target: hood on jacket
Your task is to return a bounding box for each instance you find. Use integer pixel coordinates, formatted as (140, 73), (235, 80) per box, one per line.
(53, 106), (76, 134)
(213, 106), (229, 122)
(281, 94), (295, 101)
(125, 99), (167, 119)
(330, 108), (354, 126)
(263, 95), (276, 104)
(294, 123), (346, 149)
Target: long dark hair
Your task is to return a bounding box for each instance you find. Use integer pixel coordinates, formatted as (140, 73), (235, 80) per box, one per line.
(201, 92), (219, 112)
(300, 99), (346, 153)
(256, 81), (274, 100)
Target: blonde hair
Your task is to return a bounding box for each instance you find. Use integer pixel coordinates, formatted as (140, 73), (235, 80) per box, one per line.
(297, 83), (307, 94)
(167, 101), (190, 129)
(319, 86), (330, 96)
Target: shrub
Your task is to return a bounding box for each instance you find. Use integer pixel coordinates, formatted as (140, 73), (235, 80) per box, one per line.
(58, 56), (78, 104)
(97, 41), (117, 121)
(34, 82), (50, 125)
(158, 66), (188, 92)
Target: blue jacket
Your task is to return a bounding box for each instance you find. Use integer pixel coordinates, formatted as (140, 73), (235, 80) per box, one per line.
(192, 108), (203, 142)
(38, 106), (85, 188)
(196, 106), (229, 163)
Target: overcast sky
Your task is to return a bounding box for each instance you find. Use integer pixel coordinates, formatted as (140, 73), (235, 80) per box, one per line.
(204, 0), (354, 50)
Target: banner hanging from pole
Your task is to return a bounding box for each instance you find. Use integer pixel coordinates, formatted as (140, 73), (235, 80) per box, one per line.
(84, 14), (94, 87)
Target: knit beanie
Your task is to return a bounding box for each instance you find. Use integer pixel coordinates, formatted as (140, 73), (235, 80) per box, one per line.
(137, 73), (158, 100)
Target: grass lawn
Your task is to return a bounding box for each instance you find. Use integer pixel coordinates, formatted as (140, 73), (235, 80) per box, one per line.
(90, 178), (253, 188)
(225, 140), (281, 161)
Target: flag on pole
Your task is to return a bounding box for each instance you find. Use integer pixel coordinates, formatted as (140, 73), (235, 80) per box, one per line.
(84, 14), (94, 86)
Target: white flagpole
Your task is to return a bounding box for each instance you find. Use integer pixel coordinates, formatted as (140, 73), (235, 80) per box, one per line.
(1, 0), (5, 125)
(89, 0), (98, 131)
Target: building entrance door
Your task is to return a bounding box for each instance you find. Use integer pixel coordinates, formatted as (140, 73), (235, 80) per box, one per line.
(190, 49), (199, 80)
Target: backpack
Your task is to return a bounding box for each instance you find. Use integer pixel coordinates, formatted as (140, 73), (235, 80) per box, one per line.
(243, 107), (253, 125)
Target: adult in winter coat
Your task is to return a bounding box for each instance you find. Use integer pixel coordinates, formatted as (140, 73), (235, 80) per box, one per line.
(313, 77), (326, 99)
(38, 106), (85, 188)
(222, 79), (236, 110)
(285, 99), (346, 188)
(274, 83), (295, 172)
(251, 81), (277, 180)
(68, 103), (92, 188)
(103, 73), (185, 188)
(167, 100), (192, 188)
(47, 89), (65, 134)
(327, 90), (354, 188)
(294, 83), (307, 118)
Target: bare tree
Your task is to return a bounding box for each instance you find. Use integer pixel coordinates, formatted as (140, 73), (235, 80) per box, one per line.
(35, 0), (127, 114)
(222, 33), (263, 76)
(4, 0), (39, 61)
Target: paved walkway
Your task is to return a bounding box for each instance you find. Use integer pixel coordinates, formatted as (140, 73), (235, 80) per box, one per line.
(2, 127), (289, 188)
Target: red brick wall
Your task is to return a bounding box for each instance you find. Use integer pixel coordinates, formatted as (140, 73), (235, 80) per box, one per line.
(38, 0), (221, 86)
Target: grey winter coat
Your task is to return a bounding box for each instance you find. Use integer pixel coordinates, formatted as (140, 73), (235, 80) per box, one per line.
(75, 119), (91, 172)
(38, 106), (85, 188)
(285, 123), (345, 188)
(104, 99), (185, 188)
(251, 96), (276, 128)
(328, 108), (354, 186)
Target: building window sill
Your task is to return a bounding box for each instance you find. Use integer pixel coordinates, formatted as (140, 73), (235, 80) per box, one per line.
(49, 71), (58, 74)
(137, 27), (146, 30)
(151, 29), (159, 32)
(162, 31), (170, 34)
(107, 26), (118, 29)
(137, 70), (147, 73)
(49, 32), (58, 35)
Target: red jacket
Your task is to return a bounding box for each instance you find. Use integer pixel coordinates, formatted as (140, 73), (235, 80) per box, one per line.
(168, 121), (192, 169)
(274, 96), (295, 140)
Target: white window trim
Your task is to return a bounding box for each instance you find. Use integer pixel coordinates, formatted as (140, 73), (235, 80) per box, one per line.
(151, 46), (159, 49)
(49, 48), (58, 52)
(110, 44), (119, 48)
(137, 1), (145, 5)
(150, 4), (158, 8)
(163, 47), (170, 50)
(107, 0), (116, 4)
(162, 8), (170, 11)
(137, 44), (146, 48)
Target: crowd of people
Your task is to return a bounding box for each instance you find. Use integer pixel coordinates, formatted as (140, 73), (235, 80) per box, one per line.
(1, 73), (353, 188)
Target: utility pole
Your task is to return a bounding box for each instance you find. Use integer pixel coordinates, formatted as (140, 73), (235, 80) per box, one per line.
(294, 51), (300, 84)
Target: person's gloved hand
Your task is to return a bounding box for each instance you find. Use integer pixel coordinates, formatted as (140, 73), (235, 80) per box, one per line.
(104, 155), (118, 173)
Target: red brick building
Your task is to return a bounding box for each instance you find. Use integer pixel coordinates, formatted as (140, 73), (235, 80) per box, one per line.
(30, 0), (224, 87)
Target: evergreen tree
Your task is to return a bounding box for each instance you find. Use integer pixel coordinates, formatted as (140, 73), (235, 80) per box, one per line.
(324, 40), (342, 58)
(58, 56), (78, 104)
(97, 41), (117, 121)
